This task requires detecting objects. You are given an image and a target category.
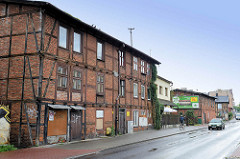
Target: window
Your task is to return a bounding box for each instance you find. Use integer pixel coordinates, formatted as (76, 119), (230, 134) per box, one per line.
(59, 26), (67, 48)
(73, 32), (81, 53)
(141, 85), (145, 99)
(147, 87), (151, 100)
(119, 51), (124, 67)
(97, 74), (104, 95)
(97, 41), (103, 60)
(96, 110), (104, 130)
(133, 56), (138, 71)
(218, 104), (222, 109)
(165, 88), (168, 96)
(147, 63), (150, 75)
(133, 83), (138, 98)
(133, 110), (139, 127)
(57, 66), (68, 88)
(141, 60), (145, 74)
(73, 70), (81, 90)
(159, 86), (162, 95)
(141, 110), (146, 116)
(120, 80), (125, 97)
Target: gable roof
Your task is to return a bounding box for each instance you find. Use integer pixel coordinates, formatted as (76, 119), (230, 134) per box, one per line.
(173, 89), (216, 99)
(2, 0), (161, 65)
(157, 75), (173, 84)
(215, 96), (229, 103)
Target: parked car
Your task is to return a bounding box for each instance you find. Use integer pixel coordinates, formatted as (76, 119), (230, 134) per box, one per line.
(208, 118), (225, 130)
(236, 113), (240, 120)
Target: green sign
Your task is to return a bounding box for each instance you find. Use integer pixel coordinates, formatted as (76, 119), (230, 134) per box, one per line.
(172, 96), (199, 109)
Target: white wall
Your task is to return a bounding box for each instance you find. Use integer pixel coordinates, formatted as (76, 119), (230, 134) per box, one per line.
(155, 77), (171, 101)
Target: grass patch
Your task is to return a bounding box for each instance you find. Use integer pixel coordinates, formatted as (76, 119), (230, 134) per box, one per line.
(0, 145), (17, 152)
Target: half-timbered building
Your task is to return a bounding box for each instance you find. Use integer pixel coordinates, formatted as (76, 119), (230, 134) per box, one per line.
(0, 0), (160, 147)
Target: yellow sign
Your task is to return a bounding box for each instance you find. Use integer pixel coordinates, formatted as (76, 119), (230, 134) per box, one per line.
(0, 105), (10, 123)
(127, 111), (130, 117)
(191, 97), (198, 102)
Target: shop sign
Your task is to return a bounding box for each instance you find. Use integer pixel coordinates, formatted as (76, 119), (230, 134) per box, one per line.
(173, 96), (199, 109)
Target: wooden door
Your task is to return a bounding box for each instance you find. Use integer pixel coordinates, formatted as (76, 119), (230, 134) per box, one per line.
(71, 110), (82, 140)
(119, 109), (126, 134)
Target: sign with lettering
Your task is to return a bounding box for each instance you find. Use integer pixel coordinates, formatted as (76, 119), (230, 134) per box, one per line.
(173, 96), (199, 109)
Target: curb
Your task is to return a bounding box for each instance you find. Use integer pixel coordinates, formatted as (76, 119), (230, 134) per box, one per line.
(71, 126), (207, 158)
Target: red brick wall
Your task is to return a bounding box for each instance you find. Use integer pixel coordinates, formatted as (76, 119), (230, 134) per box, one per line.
(173, 90), (216, 124)
(0, 2), (154, 144)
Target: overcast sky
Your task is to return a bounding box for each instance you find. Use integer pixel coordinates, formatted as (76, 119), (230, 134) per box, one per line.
(36, 0), (240, 104)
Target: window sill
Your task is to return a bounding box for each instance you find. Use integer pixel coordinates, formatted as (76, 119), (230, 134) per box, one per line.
(58, 46), (69, 51)
(97, 58), (105, 62)
(73, 51), (83, 54)
(72, 89), (81, 92)
(141, 97), (145, 100)
(141, 72), (146, 75)
(96, 93), (104, 96)
(57, 87), (67, 91)
(133, 96), (138, 99)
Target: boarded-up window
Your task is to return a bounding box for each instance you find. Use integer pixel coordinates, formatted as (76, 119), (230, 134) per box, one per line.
(96, 110), (104, 130)
(48, 110), (67, 136)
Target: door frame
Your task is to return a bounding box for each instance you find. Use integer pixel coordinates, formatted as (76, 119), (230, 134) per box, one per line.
(119, 108), (126, 134)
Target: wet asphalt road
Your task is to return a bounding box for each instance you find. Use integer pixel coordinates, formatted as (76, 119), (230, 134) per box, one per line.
(81, 120), (240, 159)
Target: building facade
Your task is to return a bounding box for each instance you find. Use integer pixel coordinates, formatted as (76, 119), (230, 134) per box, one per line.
(172, 89), (216, 124)
(155, 76), (176, 112)
(209, 89), (234, 112)
(214, 96), (229, 119)
(0, 0), (160, 147)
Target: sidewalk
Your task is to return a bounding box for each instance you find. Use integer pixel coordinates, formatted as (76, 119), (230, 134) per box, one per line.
(0, 125), (207, 159)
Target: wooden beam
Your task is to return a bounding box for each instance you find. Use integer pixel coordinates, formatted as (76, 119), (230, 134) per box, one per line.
(30, 13), (39, 52)
(24, 103), (33, 146)
(6, 16), (13, 100)
(18, 14), (29, 147)
(27, 56), (36, 99)
(43, 60), (56, 97)
(45, 19), (57, 53)
(43, 104), (49, 144)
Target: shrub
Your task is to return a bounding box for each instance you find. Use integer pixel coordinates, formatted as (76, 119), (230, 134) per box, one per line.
(228, 112), (233, 120)
(185, 110), (197, 125)
(0, 145), (17, 152)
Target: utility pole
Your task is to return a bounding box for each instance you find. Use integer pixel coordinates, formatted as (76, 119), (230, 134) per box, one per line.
(128, 28), (135, 46)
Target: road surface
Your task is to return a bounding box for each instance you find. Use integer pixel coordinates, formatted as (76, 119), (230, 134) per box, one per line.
(81, 120), (240, 159)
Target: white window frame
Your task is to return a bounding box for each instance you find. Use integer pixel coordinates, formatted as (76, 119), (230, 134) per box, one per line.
(133, 110), (139, 127)
(133, 83), (138, 98)
(97, 41), (103, 60)
(119, 51), (124, 67)
(73, 32), (81, 53)
(141, 85), (145, 99)
(147, 87), (151, 100)
(120, 80), (125, 97)
(147, 63), (150, 75)
(59, 26), (67, 48)
(133, 56), (138, 71)
(141, 60), (145, 74)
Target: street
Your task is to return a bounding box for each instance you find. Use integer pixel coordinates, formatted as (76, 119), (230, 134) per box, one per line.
(81, 120), (240, 159)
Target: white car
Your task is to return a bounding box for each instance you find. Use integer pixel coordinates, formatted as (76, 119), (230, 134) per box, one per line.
(236, 113), (240, 120)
